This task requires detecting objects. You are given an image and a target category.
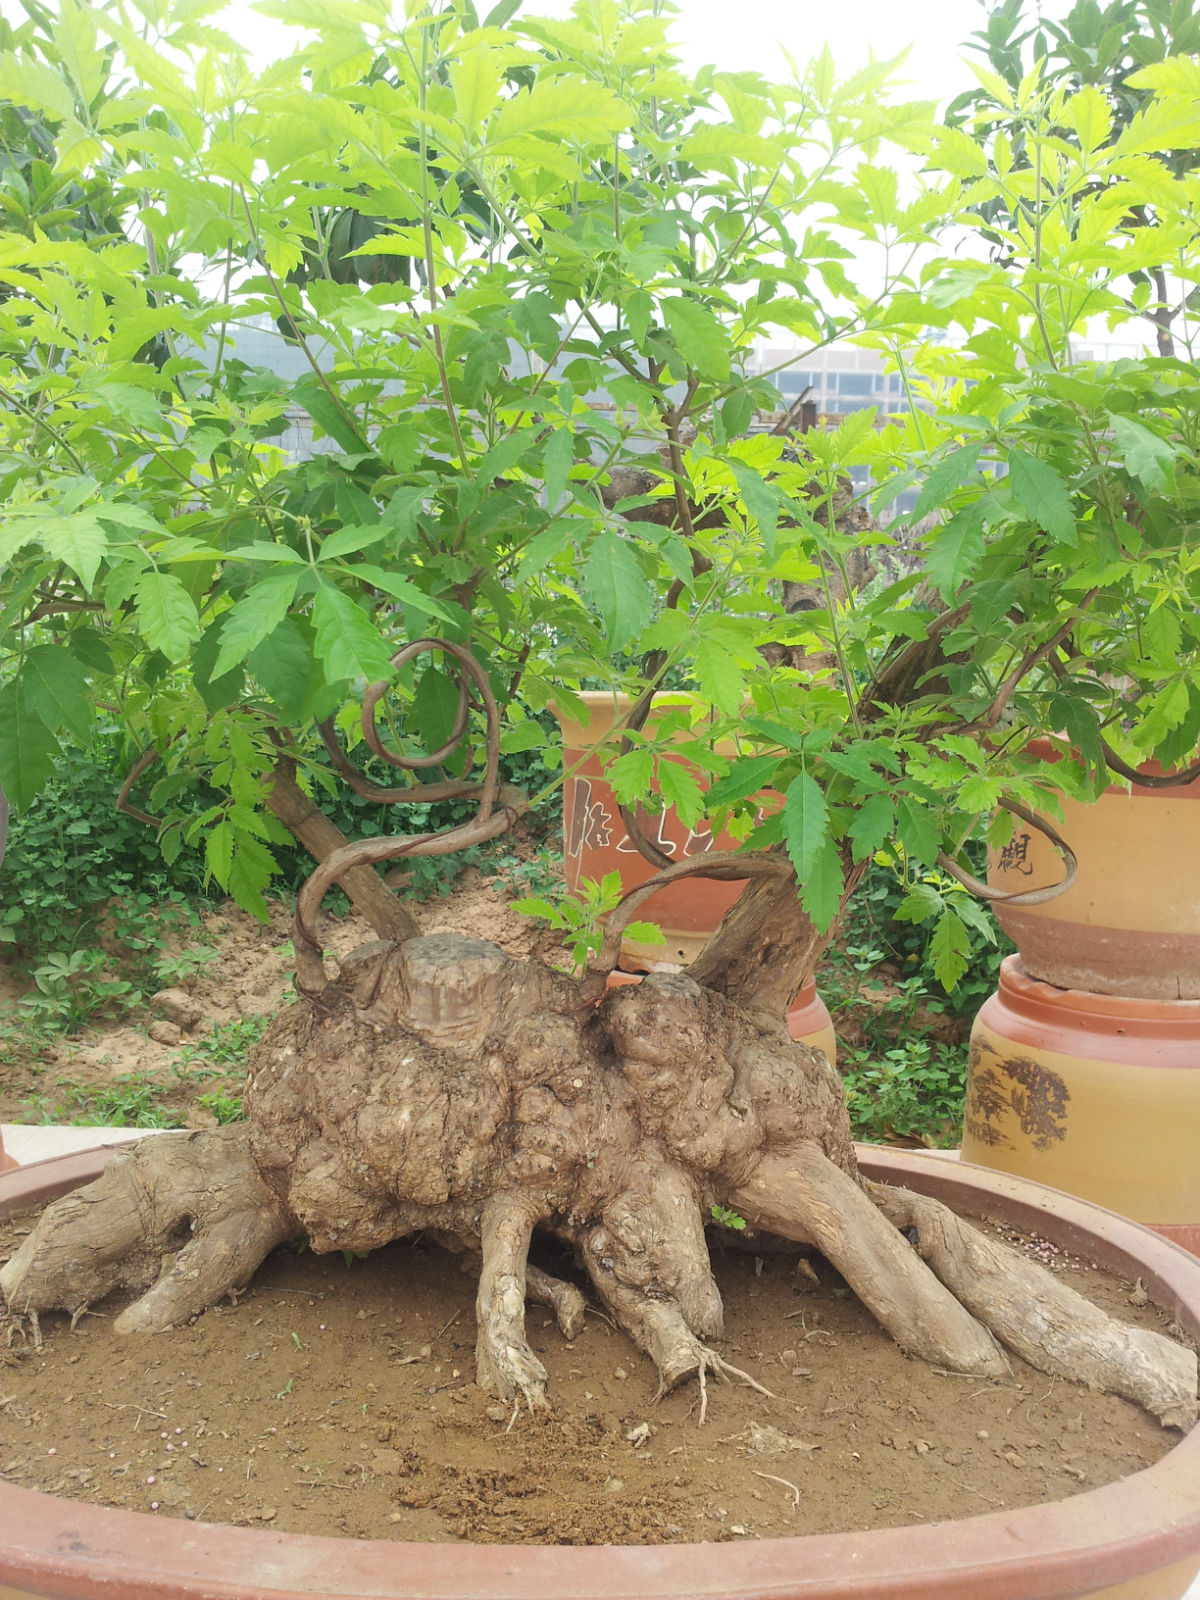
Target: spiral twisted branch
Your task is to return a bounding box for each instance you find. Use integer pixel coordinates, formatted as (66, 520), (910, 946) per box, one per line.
(293, 639), (526, 1001)
(936, 799), (1078, 907)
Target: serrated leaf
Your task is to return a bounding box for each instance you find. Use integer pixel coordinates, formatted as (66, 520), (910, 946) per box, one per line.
(542, 427), (574, 511)
(227, 832), (278, 920)
(350, 565), (454, 622)
(320, 524), (391, 562)
(40, 512), (108, 590)
(912, 445), (982, 523)
(661, 297), (730, 381)
(477, 428), (540, 485)
(657, 758), (705, 826)
(450, 43), (502, 130)
(248, 618), (312, 721)
(800, 836), (844, 932)
(66, 628), (113, 675)
(608, 747), (655, 804)
(583, 531), (650, 651)
(517, 517), (578, 580)
(783, 771), (829, 881)
(624, 920), (666, 945)
(19, 645), (92, 744)
(1109, 414), (1177, 493)
(293, 373), (366, 455)
(192, 617), (246, 713)
(511, 896), (566, 926)
(133, 569), (201, 661)
(848, 792), (894, 862)
(930, 909), (971, 991)
(926, 503), (986, 601)
(1007, 448), (1076, 545)
(205, 819), (233, 887)
(958, 774), (1003, 813)
(312, 582), (394, 684)
(732, 464), (779, 559)
(896, 794), (941, 864)
(693, 636), (745, 714)
(212, 569), (301, 679)
(705, 755), (779, 809)
(489, 78), (630, 146)
(894, 881), (945, 923)
(0, 683), (60, 811)
(225, 542), (306, 564)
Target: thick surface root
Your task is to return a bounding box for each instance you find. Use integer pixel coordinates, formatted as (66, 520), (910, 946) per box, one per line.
(870, 1181), (1199, 1430)
(728, 1144), (1009, 1377)
(2, 935), (1196, 1432)
(0, 1127), (293, 1334)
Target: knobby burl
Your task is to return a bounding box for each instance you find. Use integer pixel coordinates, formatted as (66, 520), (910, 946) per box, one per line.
(3, 933), (1197, 1429)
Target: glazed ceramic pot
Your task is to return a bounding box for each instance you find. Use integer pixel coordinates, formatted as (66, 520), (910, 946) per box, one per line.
(963, 956), (1200, 1257)
(552, 692), (755, 968)
(606, 970), (837, 1065)
(2, 1146), (1200, 1599)
(987, 746), (1200, 1000)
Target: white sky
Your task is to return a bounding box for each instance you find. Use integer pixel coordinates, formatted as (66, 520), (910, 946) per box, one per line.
(218, 0), (1068, 109)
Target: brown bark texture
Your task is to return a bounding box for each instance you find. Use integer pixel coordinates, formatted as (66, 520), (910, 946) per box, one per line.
(3, 926), (1196, 1430)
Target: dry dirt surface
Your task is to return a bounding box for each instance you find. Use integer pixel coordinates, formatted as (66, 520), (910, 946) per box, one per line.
(0, 1210), (1182, 1545)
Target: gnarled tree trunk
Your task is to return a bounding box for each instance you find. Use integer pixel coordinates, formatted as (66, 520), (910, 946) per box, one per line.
(3, 925), (1196, 1429)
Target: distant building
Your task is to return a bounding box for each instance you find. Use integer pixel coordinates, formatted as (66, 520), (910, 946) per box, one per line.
(749, 343), (924, 420)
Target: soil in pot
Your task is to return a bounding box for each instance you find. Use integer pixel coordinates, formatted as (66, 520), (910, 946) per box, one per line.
(0, 1205), (1186, 1547)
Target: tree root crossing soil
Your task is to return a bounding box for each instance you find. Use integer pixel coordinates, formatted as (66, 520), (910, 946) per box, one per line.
(3, 933), (1196, 1435)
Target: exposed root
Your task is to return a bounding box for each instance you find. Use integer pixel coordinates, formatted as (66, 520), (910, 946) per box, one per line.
(0, 1127), (294, 1335)
(525, 1262), (587, 1341)
(2, 934), (1195, 1433)
(728, 1144), (1009, 1377)
(870, 1181), (1199, 1429)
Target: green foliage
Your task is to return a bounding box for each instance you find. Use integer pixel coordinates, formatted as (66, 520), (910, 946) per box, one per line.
(175, 1014), (272, 1072)
(18, 948), (138, 1035)
(512, 870), (658, 972)
(841, 1041), (969, 1149)
(0, 735), (213, 955)
(710, 1204), (748, 1231)
(0, 0), (1196, 970)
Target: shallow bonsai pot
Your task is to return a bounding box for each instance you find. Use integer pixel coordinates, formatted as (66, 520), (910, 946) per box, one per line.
(3, 1147), (1200, 1600)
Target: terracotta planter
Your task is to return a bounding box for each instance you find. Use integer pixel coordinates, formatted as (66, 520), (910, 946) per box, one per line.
(963, 956), (1200, 1257)
(988, 747), (1200, 999)
(4, 1147), (1200, 1600)
(0, 1127), (16, 1172)
(606, 970), (837, 1064)
(553, 692), (754, 968)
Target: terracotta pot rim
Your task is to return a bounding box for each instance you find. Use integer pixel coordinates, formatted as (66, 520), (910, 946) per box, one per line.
(999, 955), (1200, 1030)
(2, 1147), (1200, 1600)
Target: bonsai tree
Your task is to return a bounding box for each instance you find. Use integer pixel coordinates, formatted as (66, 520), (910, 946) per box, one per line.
(1, 0), (1197, 1428)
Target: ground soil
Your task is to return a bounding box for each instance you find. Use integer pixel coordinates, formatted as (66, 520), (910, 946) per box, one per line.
(0, 862), (567, 1126)
(1, 871), (1192, 1545)
(0, 1204), (1184, 1546)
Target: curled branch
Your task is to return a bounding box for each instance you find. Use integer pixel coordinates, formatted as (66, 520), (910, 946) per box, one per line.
(293, 639), (522, 1001)
(1101, 739), (1200, 790)
(590, 849), (793, 976)
(936, 800), (1077, 907)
